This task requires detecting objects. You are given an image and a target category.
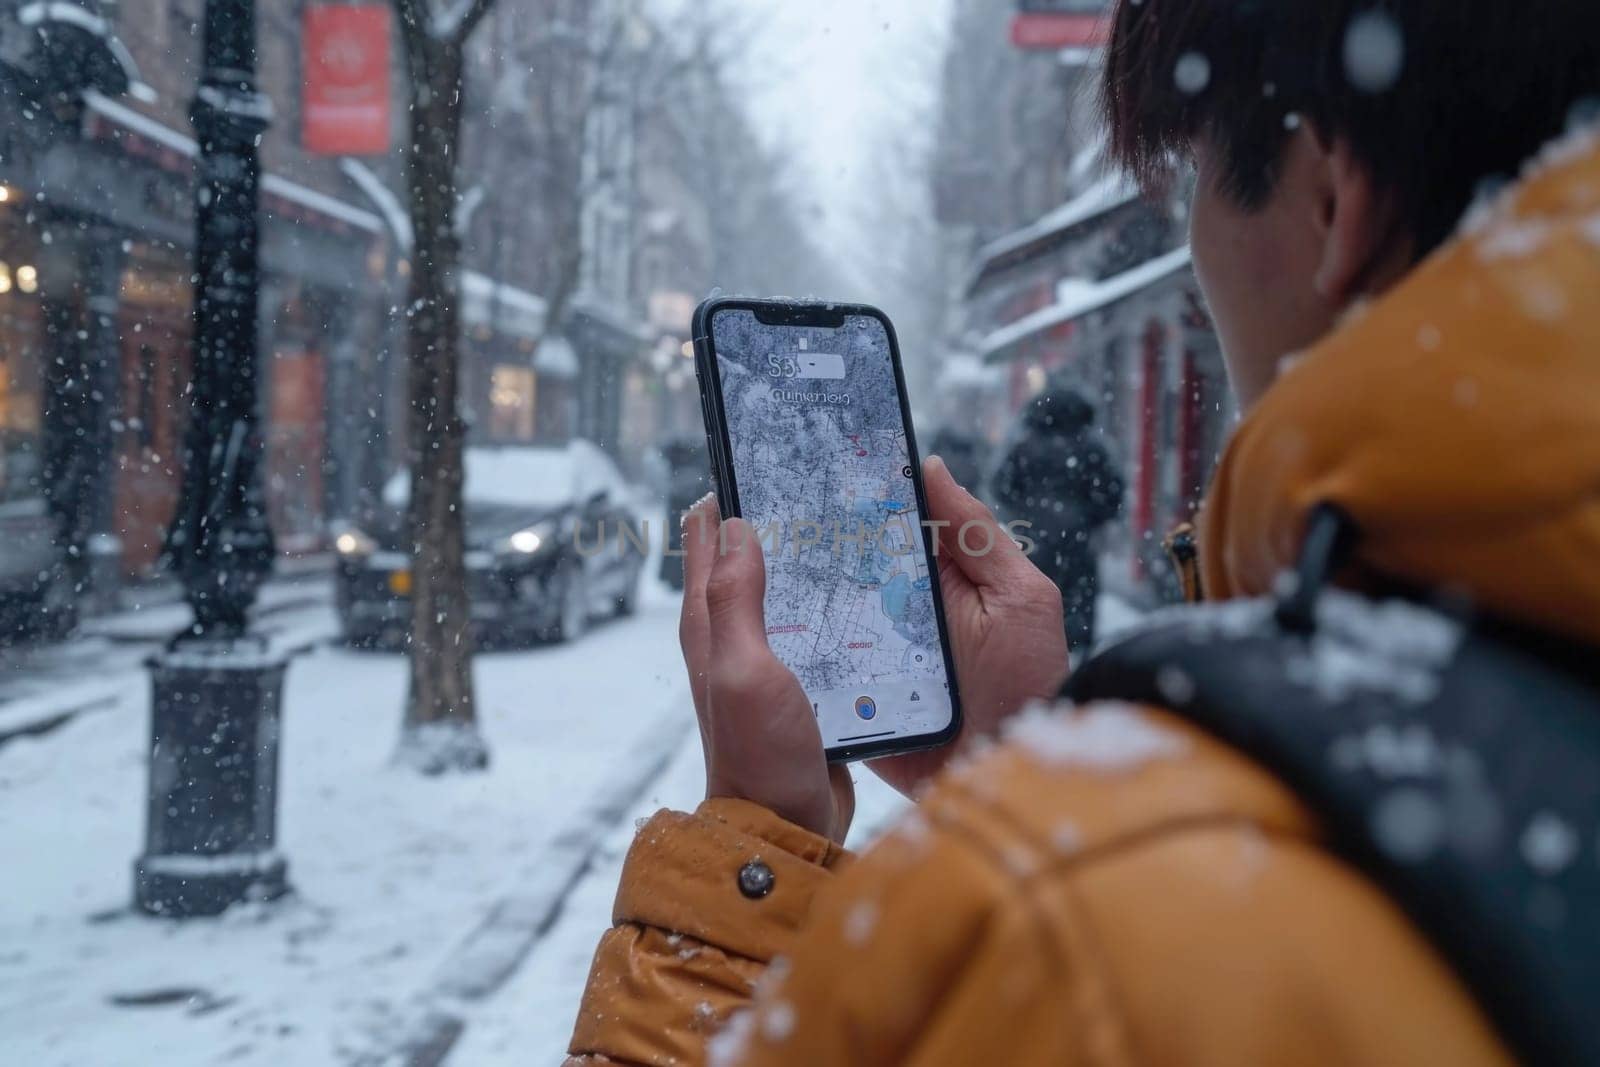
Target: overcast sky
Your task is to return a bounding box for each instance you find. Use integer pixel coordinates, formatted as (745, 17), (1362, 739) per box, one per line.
(650, 0), (954, 290)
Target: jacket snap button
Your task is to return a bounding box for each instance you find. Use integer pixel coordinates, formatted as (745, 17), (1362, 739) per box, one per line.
(738, 859), (774, 899)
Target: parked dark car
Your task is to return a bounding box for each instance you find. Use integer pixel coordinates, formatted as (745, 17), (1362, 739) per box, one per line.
(334, 441), (646, 648)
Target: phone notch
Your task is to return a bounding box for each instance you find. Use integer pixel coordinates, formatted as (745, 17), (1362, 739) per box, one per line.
(751, 303), (846, 329)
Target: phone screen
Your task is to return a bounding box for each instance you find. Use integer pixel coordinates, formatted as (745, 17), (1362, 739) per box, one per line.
(704, 305), (958, 759)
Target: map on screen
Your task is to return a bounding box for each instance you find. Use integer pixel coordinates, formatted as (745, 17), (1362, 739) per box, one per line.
(711, 308), (954, 751)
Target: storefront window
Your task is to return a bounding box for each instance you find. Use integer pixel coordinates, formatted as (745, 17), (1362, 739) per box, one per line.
(0, 355), (43, 508)
(0, 223), (45, 508)
(489, 364), (537, 441)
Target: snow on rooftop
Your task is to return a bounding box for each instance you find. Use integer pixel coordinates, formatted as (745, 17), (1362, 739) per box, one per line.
(82, 91), (384, 234)
(535, 335), (580, 380)
(981, 246), (1193, 362)
(935, 353), (1003, 390)
(1066, 139), (1107, 186)
(975, 171), (1141, 271)
(460, 272), (549, 340)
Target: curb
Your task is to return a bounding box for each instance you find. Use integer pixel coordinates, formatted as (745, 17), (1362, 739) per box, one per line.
(354, 707), (693, 1067)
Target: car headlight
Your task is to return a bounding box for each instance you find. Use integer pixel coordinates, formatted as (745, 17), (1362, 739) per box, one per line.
(334, 527), (377, 557)
(499, 520), (558, 557)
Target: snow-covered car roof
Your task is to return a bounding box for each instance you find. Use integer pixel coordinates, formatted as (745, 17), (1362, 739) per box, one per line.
(381, 440), (625, 511)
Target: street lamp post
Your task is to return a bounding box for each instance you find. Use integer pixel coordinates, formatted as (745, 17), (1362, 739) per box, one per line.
(133, 0), (288, 916)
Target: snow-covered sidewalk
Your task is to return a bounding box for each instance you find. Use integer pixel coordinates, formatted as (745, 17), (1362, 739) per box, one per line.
(0, 587), (692, 1067)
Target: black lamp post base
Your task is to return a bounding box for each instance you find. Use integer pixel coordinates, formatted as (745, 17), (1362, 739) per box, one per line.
(135, 639), (291, 918)
(133, 851), (289, 918)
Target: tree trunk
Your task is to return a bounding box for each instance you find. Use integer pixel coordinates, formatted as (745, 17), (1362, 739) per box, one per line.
(394, 35), (488, 774)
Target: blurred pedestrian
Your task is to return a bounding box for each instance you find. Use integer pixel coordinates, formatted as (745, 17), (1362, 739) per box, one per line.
(989, 384), (1122, 654)
(924, 426), (986, 498)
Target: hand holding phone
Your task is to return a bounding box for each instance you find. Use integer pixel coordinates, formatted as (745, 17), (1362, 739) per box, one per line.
(677, 449), (1070, 831)
(685, 296), (1069, 820)
(679, 498), (856, 843)
(692, 298), (963, 763)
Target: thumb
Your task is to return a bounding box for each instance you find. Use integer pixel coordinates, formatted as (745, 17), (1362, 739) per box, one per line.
(923, 455), (1029, 589)
(704, 518), (770, 653)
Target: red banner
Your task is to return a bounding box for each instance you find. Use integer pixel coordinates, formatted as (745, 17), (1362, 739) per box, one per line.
(1010, 13), (1110, 50)
(303, 5), (392, 156)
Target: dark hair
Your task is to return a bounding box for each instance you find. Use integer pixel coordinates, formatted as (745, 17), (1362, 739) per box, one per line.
(1102, 0), (1600, 255)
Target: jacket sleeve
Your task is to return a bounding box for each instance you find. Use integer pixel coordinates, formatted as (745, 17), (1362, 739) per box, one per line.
(693, 798), (1120, 1066)
(564, 797), (853, 1066)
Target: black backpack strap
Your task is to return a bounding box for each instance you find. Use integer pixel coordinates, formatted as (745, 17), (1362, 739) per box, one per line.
(1065, 592), (1600, 1066)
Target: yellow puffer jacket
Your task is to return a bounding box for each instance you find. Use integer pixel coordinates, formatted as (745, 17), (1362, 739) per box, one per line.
(566, 133), (1600, 1066)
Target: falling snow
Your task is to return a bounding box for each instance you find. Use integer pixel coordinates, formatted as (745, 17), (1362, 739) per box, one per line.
(843, 899), (879, 946)
(706, 1009), (757, 1067)
(760, 999), (797, 1043)
(1174, 52), (1212, 95)
(4, 1), (1599, 1062)
(1343, 11), (1405, 94)
(1520, 812), (1580, 876)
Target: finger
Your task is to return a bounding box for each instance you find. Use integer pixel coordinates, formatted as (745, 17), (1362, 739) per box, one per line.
(699, 520), (847, 839)
(678, 493), (721, 717)
(923, 455), (1030, 590)
(681, 492), (722, 609)
(703, 518), (770, 659)
(703, 520), (804, 728)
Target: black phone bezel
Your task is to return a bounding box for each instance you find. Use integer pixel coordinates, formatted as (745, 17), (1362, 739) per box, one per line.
(690, 296), (964, 764)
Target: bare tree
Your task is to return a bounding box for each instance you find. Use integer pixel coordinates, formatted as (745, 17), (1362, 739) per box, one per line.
(637, 20), (841, 300)
(390, 0), (500, 773)
(465, 1), (690, 346)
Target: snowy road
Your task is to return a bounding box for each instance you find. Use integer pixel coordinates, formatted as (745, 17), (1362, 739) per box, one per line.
(0, 574), (338, 743)
(0, 581), (699, 1067)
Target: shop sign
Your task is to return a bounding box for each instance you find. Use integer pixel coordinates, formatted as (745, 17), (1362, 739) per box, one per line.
(303, 5), (392, 156)
(1011, 0), (1110, 50)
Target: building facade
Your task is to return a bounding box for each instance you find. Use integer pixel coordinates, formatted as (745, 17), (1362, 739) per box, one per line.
(934, 0), (1234, 601)
(0, 0), (395, 593)
(0, 0), (657, 620)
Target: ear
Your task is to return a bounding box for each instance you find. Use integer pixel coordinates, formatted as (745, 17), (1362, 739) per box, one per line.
(1312, 138), (1405, 302)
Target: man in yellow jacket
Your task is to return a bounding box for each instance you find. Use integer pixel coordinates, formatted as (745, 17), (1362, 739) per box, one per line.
(568, 1), (1600, 1063)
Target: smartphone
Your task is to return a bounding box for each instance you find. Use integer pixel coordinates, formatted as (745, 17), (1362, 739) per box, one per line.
(692, 297), (962, 763)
